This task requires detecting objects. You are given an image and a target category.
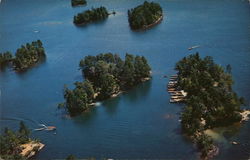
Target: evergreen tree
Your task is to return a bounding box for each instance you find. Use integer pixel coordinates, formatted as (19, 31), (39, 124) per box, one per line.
(128, 1), (163, 29)
(66, 154), (77, 160)
(62, 53), (151, 115)
(0, 51), (13, 68)
(120, 54), (135, 88)
(74, 6), (109, 25)
(176, 53), (244, 158)
(99, 73), (119, 99)
(18, 121), (30, 143)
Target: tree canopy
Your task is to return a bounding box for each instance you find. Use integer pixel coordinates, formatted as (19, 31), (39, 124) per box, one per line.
(128, 1), (163, 30)
(79, 53), (151, 91)
(0, 122), (31, 160)
(73, 7), (109, 25)
(71, 0), (86, 7)
(176, 53), (244, 131)
(0, 51), (12, 69)
(13, 40), (45, 71)
(175, 53), (244, 158)
(0, 40), (46, 71)
(62, 53), (151, 115)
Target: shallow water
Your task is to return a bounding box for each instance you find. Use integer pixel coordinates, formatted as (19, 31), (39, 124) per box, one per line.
(0, 0), (250, 159)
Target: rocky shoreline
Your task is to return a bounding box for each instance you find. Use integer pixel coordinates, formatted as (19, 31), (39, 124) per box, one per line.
(20, 141), (45, 158)
(201, 145), (219, 160)
(133, 15), (163, 31)
(240, 110), (250, 122)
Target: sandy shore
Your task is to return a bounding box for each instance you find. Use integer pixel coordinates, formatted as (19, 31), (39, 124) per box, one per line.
(20, 141), (45, 158)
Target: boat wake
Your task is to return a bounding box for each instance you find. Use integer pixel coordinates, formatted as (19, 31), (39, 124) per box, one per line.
(34, 123), (56, 132)
(95, 102), (102, 106)
(0, 117), (56, 133)
(0, 116), (39, 126)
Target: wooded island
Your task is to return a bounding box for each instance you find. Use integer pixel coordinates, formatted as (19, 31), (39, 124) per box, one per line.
(175, 53), (245, 159)
(128, 1), (163, 30)
(61, 53), (151, 115)
(73, 7), (109, 25)
(0, 40), (46, 71)
(71, 0), (87, 7)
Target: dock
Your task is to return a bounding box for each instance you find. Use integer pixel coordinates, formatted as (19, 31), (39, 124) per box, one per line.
(167, 75), (187, 103)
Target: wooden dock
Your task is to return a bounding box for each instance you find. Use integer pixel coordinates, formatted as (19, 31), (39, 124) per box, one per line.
(167, 75), (187, 103)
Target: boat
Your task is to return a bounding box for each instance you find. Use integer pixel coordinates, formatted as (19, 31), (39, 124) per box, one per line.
(45, 126), (56, 131)
(168, 90), (179, 93)
(168, 88), (176, 91)
(231, 141), (239, 145)
(168, 82), (176, 85)
(168, 83), (177, 86)
(36, 124), (56, 131)
(170, 99), (182, 103)
(169, 78), (177, 81)
(170, 92), (183, 95)
(188, 45), (200, 50)
(171, 96), (185, 99)
(170, 75), (178, 77)
(34, 128), (45, 131)
(170, 98), (185, 103)
(168, 84), (176, 87)
(168, 81), (177, 84)
(171, 94), (183, 96)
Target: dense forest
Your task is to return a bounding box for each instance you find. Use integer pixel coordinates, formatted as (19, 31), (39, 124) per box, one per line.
(0, 40), (45, 71)
(128, 1), (163, 30)
(71, 0), (86, 7)
(73, 7), (109, 25)
(13, 40), (45, 71)
(0, 122), (32, 160)
(0, 51), (12, 68)
(175, 53), (244, 158)
(61, 53), (151, 115)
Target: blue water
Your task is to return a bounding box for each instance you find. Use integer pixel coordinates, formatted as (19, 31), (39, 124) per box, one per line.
(0, 0), (250, 159)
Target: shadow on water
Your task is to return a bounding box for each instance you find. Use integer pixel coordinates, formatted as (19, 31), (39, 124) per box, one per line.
(172, 126), (198, 157)
(71, 107), (98, 125)
(74, 18), (109, 30)
(69, 80), (152, 120)
(0, 63), (12, 72)
(0, 116), (42, 132)
(122, 79), (152, 103)
(130, 19), (163, 34)
(102, 96), (121, 115)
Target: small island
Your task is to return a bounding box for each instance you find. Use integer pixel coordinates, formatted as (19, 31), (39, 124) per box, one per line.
(13, 40), (45, 71)
(73, 6), (109, 25)
(71, 0), (86, 7)
(128, 1), (163, 30)
(60, 53), (151, 115)
(173, 53), (246, 159)
(0, 40), (46, 71)
(0, 122), (44, 160)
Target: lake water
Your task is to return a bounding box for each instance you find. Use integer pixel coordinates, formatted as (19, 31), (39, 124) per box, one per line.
(0, 0), (250, 159)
